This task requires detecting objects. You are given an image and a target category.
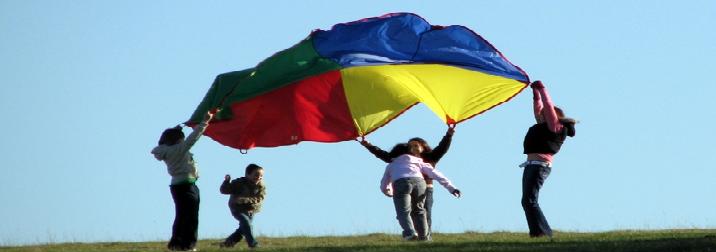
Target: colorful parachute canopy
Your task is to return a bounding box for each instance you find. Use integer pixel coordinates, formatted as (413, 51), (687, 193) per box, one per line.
(188, 13), (529, 150)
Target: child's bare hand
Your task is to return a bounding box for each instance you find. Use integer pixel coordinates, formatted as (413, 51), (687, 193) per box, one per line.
(203, 111), (215, 122)
(360, 139), (371, 147)
(446, 127), (455, 136)
(224, 174), (231, 181)
(451, 189), (461, 198)
(530, 80), (545, 89)
(382, 189), (393, 197)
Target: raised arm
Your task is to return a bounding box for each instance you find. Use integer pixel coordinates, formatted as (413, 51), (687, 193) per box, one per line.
(220, 176), (236, 195)
(179, 111), (214, 154)
(360, 140), (392, 163)
(425, 127), (454, 164)
(532, 85), (544, 123)
(532, 81), (562, 133)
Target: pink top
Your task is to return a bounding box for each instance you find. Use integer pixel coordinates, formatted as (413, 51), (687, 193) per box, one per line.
(529, 85), (563, 163)
(380, 154), (457, 194)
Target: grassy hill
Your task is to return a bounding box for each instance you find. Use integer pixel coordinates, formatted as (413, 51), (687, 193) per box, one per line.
(2, 229), (715, 252)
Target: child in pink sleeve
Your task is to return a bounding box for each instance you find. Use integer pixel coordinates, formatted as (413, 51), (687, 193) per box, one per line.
(520, 80), (577, 238)
(379, 143), (460, 241)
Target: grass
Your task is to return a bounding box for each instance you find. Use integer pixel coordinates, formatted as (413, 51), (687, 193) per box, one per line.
(1, 229), (715, 252)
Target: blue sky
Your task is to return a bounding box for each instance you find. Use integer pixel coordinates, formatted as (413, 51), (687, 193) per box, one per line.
(1, 0), (715, 245)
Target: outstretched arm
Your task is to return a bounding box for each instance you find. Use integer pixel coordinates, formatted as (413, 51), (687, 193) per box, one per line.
(420, 163), (460, 197)
(360, 140), (392, 163)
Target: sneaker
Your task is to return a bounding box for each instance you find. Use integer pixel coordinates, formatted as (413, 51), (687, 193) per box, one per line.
(402, 234), (418, 241)
(167, 242), (180, 251)
(417, 236), (432, 242)
(530, 233), (552, 239)
(219, 241), (236, 248)
(168, 246), (197, 251)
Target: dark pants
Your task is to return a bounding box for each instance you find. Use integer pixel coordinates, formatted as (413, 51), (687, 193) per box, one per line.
(169, 183), (200, 250)
(411, 187), (433, 238)
(521, 165), (552, 237)
(224, 211), (258, 247)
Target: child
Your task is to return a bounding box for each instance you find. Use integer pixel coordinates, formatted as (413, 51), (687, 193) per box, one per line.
(151, 111), (214, 251)
(220, 164), (266, 248)
(360, 128), (455, 240)
(380, 143), (461, 241)
(520, 81), (576, 238)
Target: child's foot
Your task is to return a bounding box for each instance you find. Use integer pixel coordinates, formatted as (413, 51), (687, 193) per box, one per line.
(417, 236), (432, 242)
(168, 246), (197, 251)
(219, 241), (236, 248)
(529, 233), (552, 239)
(402, 234), (418, 241)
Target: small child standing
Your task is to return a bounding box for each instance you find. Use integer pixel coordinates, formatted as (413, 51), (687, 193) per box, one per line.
(151, 111), (214, 251)
(380, 143), (461, 241)
(220, 164), (266, 248)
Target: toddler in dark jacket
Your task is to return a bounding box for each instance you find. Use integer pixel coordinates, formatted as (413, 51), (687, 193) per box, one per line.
(219, 164), (266, 248)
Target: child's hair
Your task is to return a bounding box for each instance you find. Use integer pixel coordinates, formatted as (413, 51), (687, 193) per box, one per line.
(245, 163), (264, 175)
(554, 106), (566, 119)
(158, 125), (184, 146)
(554, 106), (577, 137)
(408, 137), (433, 154)
(388, 143), (409, 159)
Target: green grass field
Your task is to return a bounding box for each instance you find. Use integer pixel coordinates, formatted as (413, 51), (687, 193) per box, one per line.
(2, 230), (715, 252)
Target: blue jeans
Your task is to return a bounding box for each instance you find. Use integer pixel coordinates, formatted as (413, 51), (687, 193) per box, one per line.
(412, 187), (433, 238)
(521, 164), (553, 237)
(169, 183), (200, 250)
(225, 211), (258, 247)
(392, 177), (427, 238)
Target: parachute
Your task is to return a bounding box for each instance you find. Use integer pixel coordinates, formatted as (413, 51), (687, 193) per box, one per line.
(188, 13), (529, 150)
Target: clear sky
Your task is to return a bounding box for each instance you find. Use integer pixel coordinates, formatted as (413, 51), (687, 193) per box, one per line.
(1, 0), (715, 246)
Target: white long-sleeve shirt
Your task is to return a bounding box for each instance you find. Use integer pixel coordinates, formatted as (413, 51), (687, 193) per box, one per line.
(380, 154), (457, 193)
(151, 121), (208, 185)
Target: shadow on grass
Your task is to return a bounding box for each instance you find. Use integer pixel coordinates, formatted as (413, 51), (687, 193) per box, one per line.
(288, 236), (716, 252)
(2, 232), (714, 252)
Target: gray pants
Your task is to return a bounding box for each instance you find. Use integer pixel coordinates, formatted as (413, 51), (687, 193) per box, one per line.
(411, 187), (433, 239)
(392, 177), (427, 238)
